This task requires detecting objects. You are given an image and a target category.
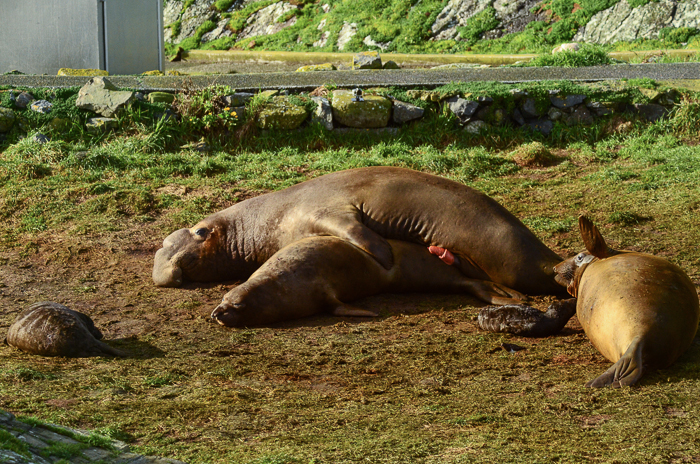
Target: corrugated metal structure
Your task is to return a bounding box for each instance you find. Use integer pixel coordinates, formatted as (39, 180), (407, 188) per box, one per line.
(0, 0), (164, 75)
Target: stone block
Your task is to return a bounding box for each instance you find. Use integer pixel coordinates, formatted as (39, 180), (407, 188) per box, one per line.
(256, 96), (308, 130)
(57, 68), (109, 76)
(331, 90), (391, 128)
(445, 96), (479, 122)
(352, 51), (382, 70)
(148, 92), (176, 104)
(86, 117), (118, 133)
(223, 93), (255, 107)
(76, 77), (134, 118)
(311, 97), (333, 130)
(296, 63), (337, 72)
(392, 100), (424, 124)
(550, 94), (587, 109)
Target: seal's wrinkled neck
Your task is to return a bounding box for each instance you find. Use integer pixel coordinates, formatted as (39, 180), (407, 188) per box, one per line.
(568, 258), (597, 297)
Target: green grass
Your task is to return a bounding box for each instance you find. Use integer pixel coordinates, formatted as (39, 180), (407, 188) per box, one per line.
(0, 428), (30, 456)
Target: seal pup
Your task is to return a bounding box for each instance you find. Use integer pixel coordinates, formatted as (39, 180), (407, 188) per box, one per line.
(477, 299), (577, 337)
(5, 302), (127, 357)
(211, 236), (529, 327)
(553, 216), (699, 387)
(154, 167), (564, 301)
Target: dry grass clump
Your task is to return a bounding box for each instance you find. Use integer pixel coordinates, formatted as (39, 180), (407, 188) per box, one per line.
(509, 141), (558, 167)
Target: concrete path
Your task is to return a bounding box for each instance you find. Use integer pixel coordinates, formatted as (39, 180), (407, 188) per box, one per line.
(1, 63), (698, 92)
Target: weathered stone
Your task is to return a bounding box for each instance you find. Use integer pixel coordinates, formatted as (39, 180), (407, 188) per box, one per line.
(490, 108), (509, 126)
(333, 127), (399, 136)
(486, 0), (547, 39)
(256, 96), (308, 130)
(337, 22), (358, 50)
(512, 108), (526, 126)
(31, 133), (50, 144)
(228, 106), (246, 122)
(445, 96), (479, 122)
(383, 60), (400, 70)
(57, 68), (108, 76)
(565, 106), (595, 126)
(586, 101), (614, 116)
(296, 63), (337, 72)
(148, 92), (176, 104)
(431, 0), (492, 40)
(465, 120), (489, 134)
(86, 117), (118, 133)
(656, 89), (680, 106)
(520, 98), (542, 118)
(477, 96), (494, 104)
(313, 30), (331, 47)
(223, 92), (254, 107)
(552, 42), (580, 53)
(76, 77), (134, 118)
(550, 94), (586, 109)
(166, 0), (217, 43)
(30, 100), (52, 114)
(527, 119), (554, 135)
(392, 100), (424, 124)
(331, 89), (391, 128)
(14, 91), (34, 109)
(548, 107), (564, 121)
(639, 88), (662, 101)
(635, 103), (668, 122)
(406, 90), (449, 102)
(0, 107), (16, 132)
(353, 51), (382, 70)
(573, 0), (700, 44)
(510, 88), (528, 99)
(201, 17), (233, 43)
(238, 2), (298, 40)
(134, 92), (146, 101)
(363, 35), (390, 51)
(311, 96), (333, 130)
(142, 70), (164, 76)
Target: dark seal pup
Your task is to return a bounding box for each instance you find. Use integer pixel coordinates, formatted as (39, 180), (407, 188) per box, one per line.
(5, 302), (127, 357)
(211, 236), (530, 327)
(553, 216), (700, 388)
(154, 167), (564, 302)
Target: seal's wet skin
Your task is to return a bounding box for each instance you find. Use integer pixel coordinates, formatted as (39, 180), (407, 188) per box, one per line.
(5, 302), (127, 357)
(553, 216), (700, 388)
(210, 237), (530, 327)
(154, 167), (564, 303)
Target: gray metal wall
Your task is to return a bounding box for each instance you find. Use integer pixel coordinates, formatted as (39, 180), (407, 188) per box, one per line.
(0, 0), (163, 75)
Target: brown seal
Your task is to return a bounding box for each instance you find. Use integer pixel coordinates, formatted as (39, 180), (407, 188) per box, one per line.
(210, 236), (530, 327)
(5, 302), (127, 357)
(553, 216), (700, 388)
(477, 299), (577, 337)
(154, 167), (564, 301)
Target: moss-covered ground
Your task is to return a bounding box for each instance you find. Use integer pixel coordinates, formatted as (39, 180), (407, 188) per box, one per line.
(1, 82), (700, 463)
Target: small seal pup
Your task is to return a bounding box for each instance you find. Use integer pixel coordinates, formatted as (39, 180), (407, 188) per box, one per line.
(154, 166), (564, 302)
(477, 299), (577, 337)
(5, 302), (127, 357)
(211, 236), (529, 327)
(553, 216), (699, 387)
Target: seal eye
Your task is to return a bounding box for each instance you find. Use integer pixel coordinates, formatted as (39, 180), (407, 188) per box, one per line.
(194, 228), (208, 238)
(575, 253), (585, 262)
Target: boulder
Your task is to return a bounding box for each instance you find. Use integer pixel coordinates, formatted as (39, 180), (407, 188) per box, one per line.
(520, 98), (542, 118)
(331, 90), (391, 128)
(465, 120), (489, 134)
(238, 2), (298, 40)
(311, 96), (333, 130)
(635, 103), (668, 122)
(86, 117), (118, 133)
(445, 96), (479, 122)
(223, 92), (254, 107)
(392, 100), (424, 124)
(256, 96), (308, 130)
(431, 0), (492, 40)
(363, 35), (390, 51)
(200, 18), (233, 43)
(148, 92), (176, 104)
(14, 91), (34, 109)
(0, 108), (16, 132)
(565, 106), (595, 126)
(30, 100), (53, 114)
(406, 90), (451, 102)
(383, 61), (400, 69)
(166, 0), (217, 43)
(527, 119), (554, 136)
(550, 94), (586, 110)
(337, 22), (358, 51)
(353, 51), (382, 70)
(76, 77), (135, 118)
(547, 107), (564, 121)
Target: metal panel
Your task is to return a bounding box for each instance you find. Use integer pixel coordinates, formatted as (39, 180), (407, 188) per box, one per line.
(104, 0), (164, 75)
(0, 0), (103, 75)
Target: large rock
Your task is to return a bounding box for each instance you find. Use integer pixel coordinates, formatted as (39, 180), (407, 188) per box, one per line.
(200, 17), (234, 43)
(445, 96), (479, 122)
(166, 0), (217, 43)
(331, 90), (391, 128)
(256, 96), (308, 130)
(337, 22), (358, 50)
(238, 2), (297, 40)
(431, 0), (492, 40)
(311, 96), (333, 130)
(392, 101), (424, 124)
(76, 77), (135, 118)
(353, 51), (382, 70)
(574, 0), (700, 44)
(484, 0), (547, 39)
(0, 107), (16, 132)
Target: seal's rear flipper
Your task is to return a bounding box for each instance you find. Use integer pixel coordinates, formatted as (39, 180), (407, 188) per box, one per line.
(585, 337), (643, 388)
(466, 280), (530, 305)
(331, 304), (379, 318)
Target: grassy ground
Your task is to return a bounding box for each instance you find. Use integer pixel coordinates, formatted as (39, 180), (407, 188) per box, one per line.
(1, 86), (700, 463)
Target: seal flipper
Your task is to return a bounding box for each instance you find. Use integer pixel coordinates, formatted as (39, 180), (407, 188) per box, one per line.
(586, 337), (644, 388)
(464, 280), (530, 305)
(330, 304), (379, 318)
(312, 211), (394, 269)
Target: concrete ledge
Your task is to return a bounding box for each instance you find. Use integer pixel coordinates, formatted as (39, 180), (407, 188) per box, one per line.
(1, 63), (699, 92)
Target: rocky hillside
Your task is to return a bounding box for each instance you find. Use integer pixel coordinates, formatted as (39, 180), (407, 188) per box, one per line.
(163, 0), (699, 55)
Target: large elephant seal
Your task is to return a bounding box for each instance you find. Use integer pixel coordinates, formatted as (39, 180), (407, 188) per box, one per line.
(553, 216), (700, 388)
(211, 237), (529, 327)
(5, 302), (127, 357)
(154, 167), (564, 301)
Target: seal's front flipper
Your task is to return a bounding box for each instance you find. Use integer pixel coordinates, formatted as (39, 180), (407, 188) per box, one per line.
(586, 337), (644, 388)
(331, 304), (379, 318)
(313, 211), (394, 269)
(466, 280), (530, 305)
